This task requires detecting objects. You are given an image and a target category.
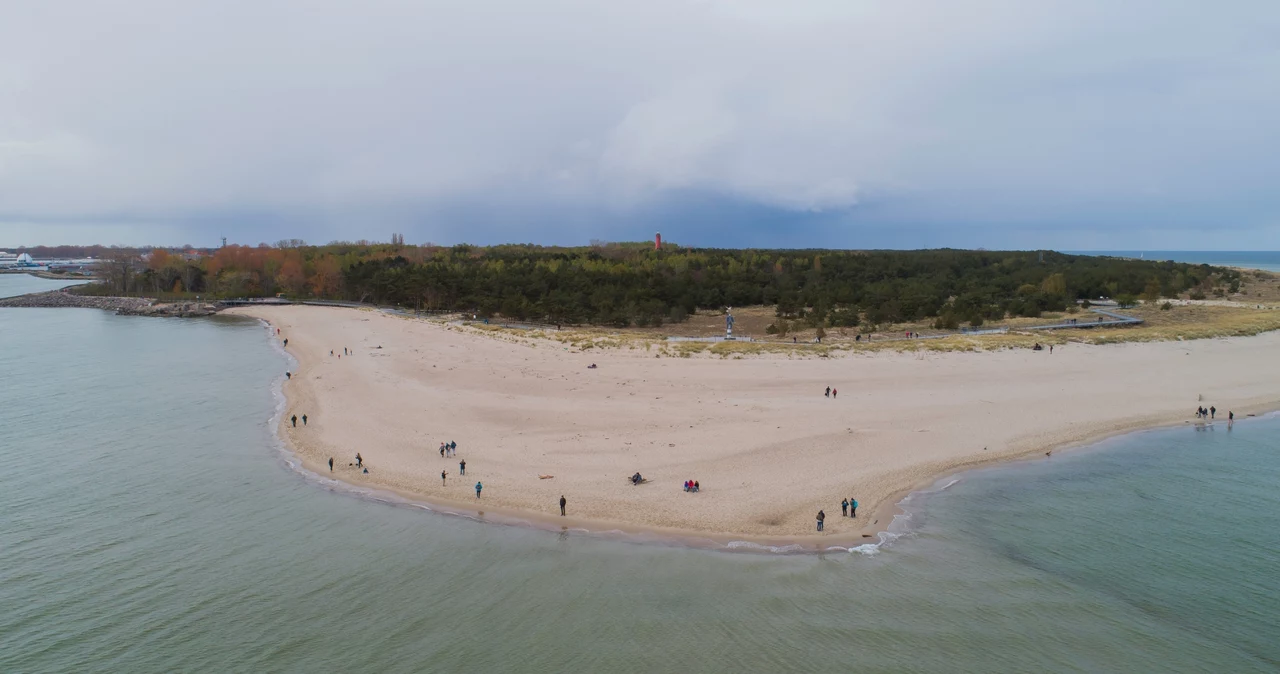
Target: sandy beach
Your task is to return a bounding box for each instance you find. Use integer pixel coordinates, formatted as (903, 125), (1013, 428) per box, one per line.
(230, 305), (1280, 541)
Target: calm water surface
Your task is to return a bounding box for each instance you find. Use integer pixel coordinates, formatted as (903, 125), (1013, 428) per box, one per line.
(0, 273), (87, 298)
(2, 276), (1277, 672)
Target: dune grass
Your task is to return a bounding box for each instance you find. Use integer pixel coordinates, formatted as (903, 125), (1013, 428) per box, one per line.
(428, 301), (1280, 357)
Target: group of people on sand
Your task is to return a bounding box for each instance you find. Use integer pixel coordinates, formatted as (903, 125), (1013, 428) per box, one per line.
(440, 441), (457, 457)
(327, 346), (351, 359)
(438, 469), (482, 498)
(323, 453), (368, 475)
(683, 480), (700, 493)
(824, 386), (838, 398)
(1195, 406), (1237, 426)
(816, 497), (859, 532)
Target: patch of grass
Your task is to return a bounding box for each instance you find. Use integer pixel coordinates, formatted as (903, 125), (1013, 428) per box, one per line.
(1072, 304), (1280, 343)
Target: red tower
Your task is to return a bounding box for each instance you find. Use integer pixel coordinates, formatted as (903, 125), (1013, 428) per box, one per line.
(655, 232), (662, 250)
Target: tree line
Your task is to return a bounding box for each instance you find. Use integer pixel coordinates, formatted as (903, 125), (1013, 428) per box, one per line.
(82, 242), (1239, 328)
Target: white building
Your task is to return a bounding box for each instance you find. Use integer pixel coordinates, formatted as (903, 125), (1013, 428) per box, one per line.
(0, 251), (17, 267)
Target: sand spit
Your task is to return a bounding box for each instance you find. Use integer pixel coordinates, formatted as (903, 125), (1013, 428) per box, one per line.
(229, 305), (1280, 540)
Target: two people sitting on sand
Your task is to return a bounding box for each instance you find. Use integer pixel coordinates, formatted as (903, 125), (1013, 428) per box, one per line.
(588, 363), (598, 369)
(631, 472), (643, 485)
(683, 480), (700, 493)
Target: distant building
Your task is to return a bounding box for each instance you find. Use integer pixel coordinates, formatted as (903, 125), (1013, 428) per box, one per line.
(655, 232), (662, 250)
(0, 251), (16, 267)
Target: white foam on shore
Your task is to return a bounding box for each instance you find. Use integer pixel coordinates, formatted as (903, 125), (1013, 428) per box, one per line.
(724, 541), (806, 554)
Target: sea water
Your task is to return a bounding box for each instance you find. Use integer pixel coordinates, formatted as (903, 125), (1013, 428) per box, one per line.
(0, 273), (88, 297)
(1, 274), (1277, 673)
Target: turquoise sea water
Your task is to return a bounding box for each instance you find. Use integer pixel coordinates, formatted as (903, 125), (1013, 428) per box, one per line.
(1072, 251), (1280, 272)
(2, 274), (1277, 672)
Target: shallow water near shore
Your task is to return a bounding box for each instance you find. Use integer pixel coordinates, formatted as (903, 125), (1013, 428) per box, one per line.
(2, 279), (1278, 672)
(0, 273), (87, 298)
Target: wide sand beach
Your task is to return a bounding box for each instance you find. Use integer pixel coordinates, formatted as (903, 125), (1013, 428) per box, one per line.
(231, 305), (1280, 542)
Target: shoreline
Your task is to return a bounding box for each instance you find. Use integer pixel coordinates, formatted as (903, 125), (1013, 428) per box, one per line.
(234, 304), (1280, 549)
(267, 358), (1277, 553)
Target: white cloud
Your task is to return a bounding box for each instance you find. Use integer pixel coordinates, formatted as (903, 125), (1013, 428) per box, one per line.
(0, 0), (1277, 244)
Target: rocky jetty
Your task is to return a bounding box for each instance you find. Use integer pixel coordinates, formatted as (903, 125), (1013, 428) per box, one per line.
(0, 289), (219, 317)
(118, 301), (220, 317)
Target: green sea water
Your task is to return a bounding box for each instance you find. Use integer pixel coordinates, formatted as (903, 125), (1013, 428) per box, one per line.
(2, 275), (1277, 673)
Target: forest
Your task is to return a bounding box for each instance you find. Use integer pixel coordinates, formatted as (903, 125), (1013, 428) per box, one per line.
(81, 242), (1239, 328)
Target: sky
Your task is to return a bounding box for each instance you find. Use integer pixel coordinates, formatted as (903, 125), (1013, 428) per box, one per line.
(2, 0), (1278, 249)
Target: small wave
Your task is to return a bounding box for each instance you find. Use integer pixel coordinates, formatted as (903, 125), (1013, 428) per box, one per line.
(724, 541), (805, 554)
(939, 479), (960, 491)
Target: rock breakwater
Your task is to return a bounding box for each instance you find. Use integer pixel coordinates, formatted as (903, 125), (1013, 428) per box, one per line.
(0, 289), (220, 317)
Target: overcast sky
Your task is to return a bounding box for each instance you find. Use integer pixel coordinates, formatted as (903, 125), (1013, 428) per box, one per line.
(2, 1), (1278, 249)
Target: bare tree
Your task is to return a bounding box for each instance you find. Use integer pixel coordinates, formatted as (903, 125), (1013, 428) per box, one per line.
(97, 248), (142, 294)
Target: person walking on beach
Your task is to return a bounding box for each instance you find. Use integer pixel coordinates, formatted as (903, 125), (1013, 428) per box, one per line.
(832, 388), (837, 399)
(841, 498), (849, 516)
(560, 495), (567, 516)
(450, 441), (457, 453)
(1210, 406), (1216, 419)
(460, 459), (466, 475)
(286, 371), (292, 379)
(825, 386), (831, 398)
(302, 414), (307, 426)
(817, 510), (826, 532)
(328, 457), (333, 472)
(475, 482), (482, 498)
(291, 414), (297, 427)
(355, 452), (363, 467)
(441, 470), (447, 485)
(1050, 345), (1054, 354)
(850, 498), (858, 518)
(440, 444), (446, 458)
